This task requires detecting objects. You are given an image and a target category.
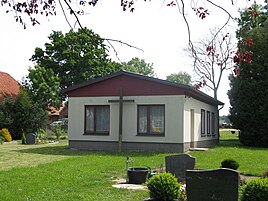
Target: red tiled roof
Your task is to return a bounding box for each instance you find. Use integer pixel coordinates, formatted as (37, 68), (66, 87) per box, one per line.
(0, 72), (20, 102)
(48, 103), (67, 117)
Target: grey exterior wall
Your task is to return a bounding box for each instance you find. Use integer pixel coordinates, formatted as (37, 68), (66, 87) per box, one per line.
(69, 139), (219, 153)
(190, 139), (219, 149)
(69, 140), (184, 152)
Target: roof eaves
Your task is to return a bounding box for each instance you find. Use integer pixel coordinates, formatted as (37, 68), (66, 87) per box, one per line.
(63, 70), (224, 106)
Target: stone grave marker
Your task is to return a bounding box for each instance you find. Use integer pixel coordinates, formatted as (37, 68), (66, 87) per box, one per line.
(26, 133), (36, 144)
(165, 154), (195, 181)
(186, 168), (240, 201)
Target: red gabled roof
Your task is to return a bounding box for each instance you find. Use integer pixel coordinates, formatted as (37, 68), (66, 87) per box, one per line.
(63, 70), (224, 106)
(0, 72), (20, 102)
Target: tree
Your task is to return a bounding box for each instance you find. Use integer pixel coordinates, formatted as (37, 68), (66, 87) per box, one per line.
(0, 89), (48, 139)
(186, 29), (235, 99)
(166, 71), (192, 85)
(228, 3), (268, 147)
(22, 65), (61, 108)
(30, 28), (121, 101)
(122, 57), (156, 77)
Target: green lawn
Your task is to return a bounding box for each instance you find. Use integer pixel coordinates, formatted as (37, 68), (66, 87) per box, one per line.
(0, 131), (267, 201)
(190, 129), (268, 176)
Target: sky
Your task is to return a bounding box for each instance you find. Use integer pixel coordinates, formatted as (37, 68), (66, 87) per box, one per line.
(0, 0), (255, 115)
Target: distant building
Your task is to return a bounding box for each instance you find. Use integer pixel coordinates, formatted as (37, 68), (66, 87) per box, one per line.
(48, 103), (68, 124)
(0, 71), (20, 102)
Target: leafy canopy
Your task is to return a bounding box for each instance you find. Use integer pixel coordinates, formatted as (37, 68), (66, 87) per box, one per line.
(28, 28), (121, 104)
(166, 71), (192, 85)
(121, 57), (156, 77)
(22, 65), (61, 108)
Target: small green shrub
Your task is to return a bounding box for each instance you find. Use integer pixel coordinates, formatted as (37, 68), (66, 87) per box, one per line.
(21, 132), (26, 144)
(147, 172), (181, 201)
(241, 178), (268, 201)
(50, 125), (67, 140)
(221, 159), (239, 170)
(36, 129), (47, 139)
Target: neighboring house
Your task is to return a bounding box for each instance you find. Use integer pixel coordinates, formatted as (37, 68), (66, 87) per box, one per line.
(48, 103), (68, 124)
(63, 70), (224, 152)
(0, 71), (20, 102)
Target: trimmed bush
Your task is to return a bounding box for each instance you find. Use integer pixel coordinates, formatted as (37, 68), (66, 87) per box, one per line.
(221, 159), (239, 170)
(241, 178), (268, 201)
(147, 172), (181, 201)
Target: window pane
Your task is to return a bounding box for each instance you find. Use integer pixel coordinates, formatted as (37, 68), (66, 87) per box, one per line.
(96, 106), (110, 132)
(150, 106), (164, 133)
(212, 112), (215, 135)
(138, 106), (147, 133)
(86, 107), (94, 132)
(207, 111), (211, 135)
(201, 109), (205, 135)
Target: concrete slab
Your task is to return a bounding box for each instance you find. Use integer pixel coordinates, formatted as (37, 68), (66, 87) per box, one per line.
(112, 178), (147, 190)
(112, 184), (147, 190)
(189, 147), (209, 151)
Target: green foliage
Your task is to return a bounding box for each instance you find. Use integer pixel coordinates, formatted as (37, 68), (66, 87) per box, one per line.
(36, 129), (47, 139)
(241, 178), (268, 201)
(147, 172), (181, 201)
(21, 132), (26, 144)
(30, 28), (121, 102)
(50, 125), (67, 140)
(0, 128), (12, 142)
(122, 57), (156, 77)
(228, 3), (268, 147)
(0, 89), (48, 139)
(22, 65), (61, 109)
(166, 71), (192, 85)
(0, 135), (4, 144)
(221, 159), (239, 170)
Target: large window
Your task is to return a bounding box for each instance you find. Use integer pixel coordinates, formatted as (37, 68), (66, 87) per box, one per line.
(138, 105), (165, 135)
(85, 105), (110, 135)
(207, 111), (211, 135)
(201, 109), (205, 136)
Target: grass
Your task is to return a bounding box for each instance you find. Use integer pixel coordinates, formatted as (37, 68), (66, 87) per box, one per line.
(0, 141), (166, 201)
(189, 129), (268, 176)
(0, 131), (267, 200)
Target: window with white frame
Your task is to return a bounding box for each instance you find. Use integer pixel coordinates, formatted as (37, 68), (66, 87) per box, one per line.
(85, 105), (110, 135)
(138, 105), (165, 135)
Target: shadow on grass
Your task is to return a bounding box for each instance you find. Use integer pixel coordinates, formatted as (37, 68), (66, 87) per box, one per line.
(15, 144), (169, 157)
(219, 139), (241, 147)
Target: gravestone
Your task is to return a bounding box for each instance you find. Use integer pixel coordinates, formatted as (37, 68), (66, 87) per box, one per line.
(165, 154), (195, 181)
(26, 133), (36, 144)
(186, 168), (240, 201)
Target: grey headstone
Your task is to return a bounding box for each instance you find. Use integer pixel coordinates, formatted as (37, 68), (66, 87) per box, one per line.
(26, 133), (36, 144)
(186, 168), (240, 201)
(165, 154), (195, 181)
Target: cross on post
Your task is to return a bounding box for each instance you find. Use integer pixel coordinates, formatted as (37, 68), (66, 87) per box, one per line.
(108, 88), (135, 152)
